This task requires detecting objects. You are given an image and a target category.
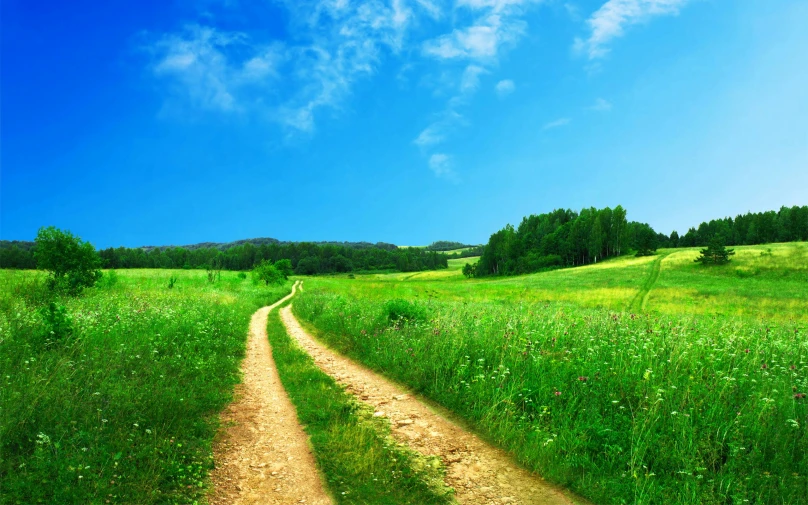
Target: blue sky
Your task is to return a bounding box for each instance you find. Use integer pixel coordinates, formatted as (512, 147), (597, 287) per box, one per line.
(2, 0), (806, 248)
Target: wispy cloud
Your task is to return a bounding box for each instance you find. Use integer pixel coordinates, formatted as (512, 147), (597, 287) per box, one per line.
(495, 79), (515, 97)
(148, 0), (418, 133)
(147, 0), (542, 177)
(149, 25), (283, 112)
(589, 97), (612, 111)
(576, 0), (691, 59)
(428, 153), (459, 182)
(543, 117), (571, 130)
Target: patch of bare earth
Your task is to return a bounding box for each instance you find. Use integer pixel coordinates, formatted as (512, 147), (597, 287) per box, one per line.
(280, 305), (591, 505)
(210, 282), (333, 505)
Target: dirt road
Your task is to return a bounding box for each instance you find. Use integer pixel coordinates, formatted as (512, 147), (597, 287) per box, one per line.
(280, 304), (589, 505)
(210, 281), (333, 505)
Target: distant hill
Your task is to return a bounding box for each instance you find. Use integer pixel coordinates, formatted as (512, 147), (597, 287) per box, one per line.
(1, 237), (398, 252)
(140, 238), (399, 252)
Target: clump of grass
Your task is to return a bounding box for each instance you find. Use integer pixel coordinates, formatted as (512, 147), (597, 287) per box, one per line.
(266, 305), (454, 504)
(0, 270), (291, 504)
(293, 290), (808, 505)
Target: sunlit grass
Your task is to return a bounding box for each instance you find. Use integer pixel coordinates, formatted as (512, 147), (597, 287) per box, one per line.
(294, 289), (808, 505)
(0, 269), (291, 504)
(266, 305), (454, 504)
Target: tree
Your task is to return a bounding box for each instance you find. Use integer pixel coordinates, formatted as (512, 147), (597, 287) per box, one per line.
(274, 259), (293, 278)
(633, 224), (658, 257)
(695, 236), (735, 265)
(252, 260), (285, 286)
(34, 226), (102, 294)
(462, 262), (477, 278)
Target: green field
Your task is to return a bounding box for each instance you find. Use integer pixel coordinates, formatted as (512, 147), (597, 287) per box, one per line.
(0, 269), (291, 504)
(2, 242), (807, 504)
(292, 242), (808, 504)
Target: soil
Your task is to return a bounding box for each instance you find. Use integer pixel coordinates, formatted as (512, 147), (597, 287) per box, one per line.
(209, 281), (333, 505)
(280, 304), (590, 505)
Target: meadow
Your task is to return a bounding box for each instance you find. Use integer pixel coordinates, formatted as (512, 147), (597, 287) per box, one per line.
(0, 269), (290, 504)
(2, 242), (806, 504)
(293, 242), (808, 504)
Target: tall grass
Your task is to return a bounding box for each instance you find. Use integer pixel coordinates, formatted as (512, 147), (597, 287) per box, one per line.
(0, 269), (290, 504)
(294, 291), (808, 505)
(266, 306), (454, 504)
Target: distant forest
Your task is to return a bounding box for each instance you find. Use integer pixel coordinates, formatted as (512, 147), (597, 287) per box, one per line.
(425, 241), (479, 251)
(0, 240), (447, 274)
(2, 205), (806, 274)
(475, 205), (808, 277)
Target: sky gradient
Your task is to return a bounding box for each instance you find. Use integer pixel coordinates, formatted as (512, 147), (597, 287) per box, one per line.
(2, 0), (807, 248)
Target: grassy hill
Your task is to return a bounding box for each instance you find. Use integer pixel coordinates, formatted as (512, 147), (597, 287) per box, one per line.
(322, 242), (807, 322)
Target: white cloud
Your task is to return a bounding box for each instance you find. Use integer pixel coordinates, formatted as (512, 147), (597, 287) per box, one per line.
(578, 0), (691, 59)
(148, 0), (416, 132)
(423, 13), (525, 61)
(543, 117), (571, 130)
(495, 79), (515, 97)
(150, 25), (281, 112)
(589, 97), (612, 111)
(428, 153), (458, 181)
(460, 65), (488, 93)
(146, 0), (541, 160)
(414, 110), (465, 147)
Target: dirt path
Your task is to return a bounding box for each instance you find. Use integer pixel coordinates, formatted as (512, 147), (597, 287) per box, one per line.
(280, 305), (589, 505)
(210, 281), (333, 505)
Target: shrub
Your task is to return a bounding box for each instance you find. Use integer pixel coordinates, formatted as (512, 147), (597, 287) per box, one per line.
(274, 259), (293, 278)
(237, 272), (248, 280)
(99, 269), (119, 288)
(33, 226), (102, 295)
(384, 299), (427, 324)
(39, 302), (74, 342)
(168, 275), (179, 289)
(252, 260), (284, 286)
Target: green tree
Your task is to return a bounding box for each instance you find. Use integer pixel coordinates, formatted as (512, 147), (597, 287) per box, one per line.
(695, 236), (735, 265)
(34, 226), (102, 294)
(462, 262), (476, 278)
(274, 259), (293, 278)
(633, 224), (658, 257)
(252, 260), (285, 286)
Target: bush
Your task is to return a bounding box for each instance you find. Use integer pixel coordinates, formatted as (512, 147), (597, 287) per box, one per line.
(33, 226), (102, 295)
(237, 272), (248, 280)
(39, 302), (74, 342)
(98, 270), (119, 288)
(252, 260), (285, 286)
(384, 299), (427, 324)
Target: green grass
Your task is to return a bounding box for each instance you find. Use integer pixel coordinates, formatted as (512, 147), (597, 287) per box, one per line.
(265, 305), (454, 504)
(0, 269), (291, 504)
(314, 243), (808, 322)
(290, 242), (808, 505)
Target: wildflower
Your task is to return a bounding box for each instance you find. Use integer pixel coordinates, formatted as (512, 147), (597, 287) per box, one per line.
(761, 364), (768, 369)
(577, 376), (588, 382)
(744, 349), (750, 354)
(795, 393), (806, 399)
(554, 391), (562, 396)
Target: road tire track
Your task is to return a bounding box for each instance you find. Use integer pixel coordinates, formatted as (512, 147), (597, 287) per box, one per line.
(210, 281), (333, 505)
(280, 305), (590, 505)
(628, 254), (666, 312)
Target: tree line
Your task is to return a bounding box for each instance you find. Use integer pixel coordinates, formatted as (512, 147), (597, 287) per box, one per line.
(472, 205), (808, 277)
(0, 239), (448, 274)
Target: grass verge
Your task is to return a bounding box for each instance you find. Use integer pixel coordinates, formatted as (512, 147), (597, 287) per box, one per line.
(266, 303), (455, 505)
